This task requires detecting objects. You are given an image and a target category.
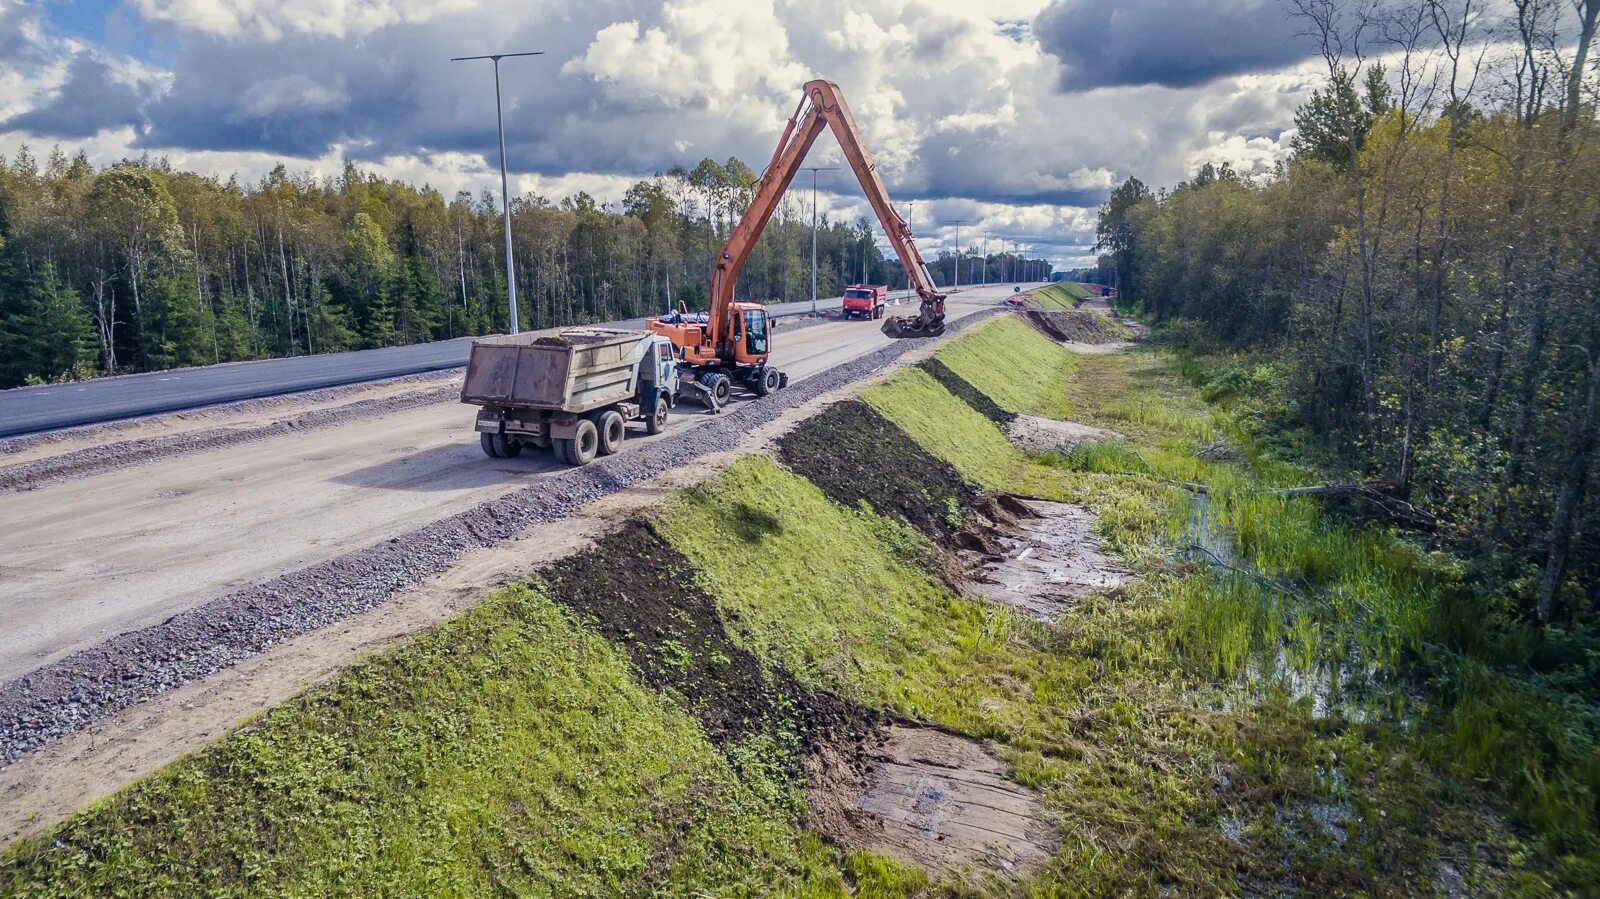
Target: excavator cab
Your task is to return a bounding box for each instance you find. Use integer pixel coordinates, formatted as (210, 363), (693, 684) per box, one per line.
(734, 304), (770, 359)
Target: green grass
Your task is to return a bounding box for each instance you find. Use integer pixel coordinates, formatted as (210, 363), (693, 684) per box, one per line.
(932, 314), (1079, 417)
(0, 588), (849, 898)
(1029, 283), (1089, 308)
(861, 367), (1022, 488)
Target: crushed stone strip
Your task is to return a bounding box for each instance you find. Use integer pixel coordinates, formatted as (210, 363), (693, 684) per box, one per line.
(0, 308), (1004, 766)
(0, 385), (459, 494)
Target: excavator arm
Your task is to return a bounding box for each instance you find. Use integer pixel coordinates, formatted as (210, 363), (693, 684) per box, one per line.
(707, 79), (947, 347)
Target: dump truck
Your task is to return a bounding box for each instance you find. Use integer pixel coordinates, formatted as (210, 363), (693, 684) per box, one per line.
(841, 284), (888, 319)
(462, 328), (682, 466)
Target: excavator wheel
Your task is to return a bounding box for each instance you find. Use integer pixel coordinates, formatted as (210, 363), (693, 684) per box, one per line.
(698, 372), (732, 405)
(753, 366), (781, 397)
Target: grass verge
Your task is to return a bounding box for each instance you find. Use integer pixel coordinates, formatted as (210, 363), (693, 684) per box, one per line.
(0, 587), (846, 897)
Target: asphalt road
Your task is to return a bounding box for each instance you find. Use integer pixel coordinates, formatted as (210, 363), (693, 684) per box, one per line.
(0, 293), (936, 438)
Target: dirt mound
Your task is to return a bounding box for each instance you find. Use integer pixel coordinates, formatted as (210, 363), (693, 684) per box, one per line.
(1007, 414), (1122, 454)
(1017, 308), (1127, 344)
(807, 725), (1054, 878)
(917, 358), (1013, 424)
(539, 522), (869, 762)
(777, 400), (976, 537)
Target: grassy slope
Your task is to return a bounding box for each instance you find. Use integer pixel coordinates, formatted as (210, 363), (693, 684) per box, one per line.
(1030, 283), (1089, 308)
(860, 367), (1021, 489)
(0, 589), (843, 897)
(931, 314), (1078, 418)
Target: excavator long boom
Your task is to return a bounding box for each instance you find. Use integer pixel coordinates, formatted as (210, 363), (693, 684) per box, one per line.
(707, 79), (947, 349)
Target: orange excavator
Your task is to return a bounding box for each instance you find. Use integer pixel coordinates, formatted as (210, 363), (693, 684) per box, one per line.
(647, 79), (948, 406)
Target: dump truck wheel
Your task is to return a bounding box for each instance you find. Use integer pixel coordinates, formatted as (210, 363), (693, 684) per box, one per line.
(480, 433), (502, 458)
(552, 438), (571, 465)
(568, 419), (600, 465)
(778, 372), (789, 389)
(646, 394), (669, 435)
(595, 410), (626, 455)
(498, 435), (524, 458)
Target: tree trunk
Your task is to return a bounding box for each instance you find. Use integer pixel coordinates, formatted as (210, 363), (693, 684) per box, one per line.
(1537, 352), (1600, 621)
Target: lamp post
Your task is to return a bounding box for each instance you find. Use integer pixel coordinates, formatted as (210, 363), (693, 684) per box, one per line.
(801, 166), (839, 314)
(942, 220), (968, 288)
(451, 50), (543, 334)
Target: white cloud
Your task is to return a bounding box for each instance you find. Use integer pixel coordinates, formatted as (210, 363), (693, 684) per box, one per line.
(131, 0), (483, 41)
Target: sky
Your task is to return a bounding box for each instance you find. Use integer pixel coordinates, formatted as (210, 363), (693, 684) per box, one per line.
(0, 0), (1334, 269)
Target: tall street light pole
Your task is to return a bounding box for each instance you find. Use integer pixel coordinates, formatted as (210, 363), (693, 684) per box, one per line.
(942, 220), (968, 288)
(452, 50), (542, 335)
(801, 166), (839, 314)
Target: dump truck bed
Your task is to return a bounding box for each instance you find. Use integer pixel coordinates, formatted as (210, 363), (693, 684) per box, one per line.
(461, 328), (651, 413)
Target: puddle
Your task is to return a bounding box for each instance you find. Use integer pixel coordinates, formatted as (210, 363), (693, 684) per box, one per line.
(808, 726), (1054, 877)
(1006, 414), (1121, 454)
(957, 496), (1130, 618)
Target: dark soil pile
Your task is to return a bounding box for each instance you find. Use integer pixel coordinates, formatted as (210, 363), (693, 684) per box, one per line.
(776, 400), (976, 537)
(917, 358), (1013, 424)
(1019, 309), (1126, 344)
(951, 494), (1039, 556)
(539, 521), (869, 763)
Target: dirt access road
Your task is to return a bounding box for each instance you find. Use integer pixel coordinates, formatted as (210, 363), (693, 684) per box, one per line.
(0, 287), (1019, 684)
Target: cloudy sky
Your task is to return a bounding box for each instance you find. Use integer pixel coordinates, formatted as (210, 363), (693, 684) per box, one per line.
(0, 0), (1331, 267)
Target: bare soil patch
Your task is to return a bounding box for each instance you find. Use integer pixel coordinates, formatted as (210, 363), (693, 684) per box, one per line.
(953, 496), (1130, 619)
(1018, 308), (1125, 344)
(776, 399), (975, 538)
(539, 521), (871, 762)
(917, 358), (1013, 425)
(1007, 414), (1122, 454)
(807, 725), (1054, 878)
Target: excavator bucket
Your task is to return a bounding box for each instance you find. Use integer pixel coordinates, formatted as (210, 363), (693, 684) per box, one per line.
(880, 300), (946, 339)
(880, 315), (944, 339)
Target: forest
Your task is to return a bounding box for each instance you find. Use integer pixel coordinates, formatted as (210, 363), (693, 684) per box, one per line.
(1097, 0), (1599, 619)
(0, 152), (1048, 389)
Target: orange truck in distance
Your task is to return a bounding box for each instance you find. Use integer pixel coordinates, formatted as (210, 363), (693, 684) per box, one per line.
(841, 284), (888, 320)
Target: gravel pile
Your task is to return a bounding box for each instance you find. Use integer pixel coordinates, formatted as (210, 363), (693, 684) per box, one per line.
(0, 308), (1003, 766)
(0, 385), (459, 494)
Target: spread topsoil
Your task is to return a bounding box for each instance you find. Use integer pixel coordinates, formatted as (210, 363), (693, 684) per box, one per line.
(538, 521), (870, 765)
(916, 358), (1013, 424)
(1019, 308), (1127, 344)
(776, 400), (976, 538)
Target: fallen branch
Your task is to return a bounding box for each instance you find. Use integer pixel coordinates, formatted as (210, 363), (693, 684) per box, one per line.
(1178, 542), (1304, 597)
(1172, 481), (1440, 530)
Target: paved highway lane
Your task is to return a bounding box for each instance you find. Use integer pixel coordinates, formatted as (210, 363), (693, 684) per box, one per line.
(0, 293), (936, 438)
(0, 285), (1025, 683)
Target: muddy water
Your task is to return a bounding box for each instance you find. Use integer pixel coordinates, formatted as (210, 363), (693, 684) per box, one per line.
(961, 498), (1130, 619)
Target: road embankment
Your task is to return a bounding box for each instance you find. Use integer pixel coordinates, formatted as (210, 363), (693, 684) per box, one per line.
(4, 307), (1582, 895)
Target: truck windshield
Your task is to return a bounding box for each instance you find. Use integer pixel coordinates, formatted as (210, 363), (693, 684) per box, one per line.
(743, 310), (768, 355)
(845, 289), (871, 299)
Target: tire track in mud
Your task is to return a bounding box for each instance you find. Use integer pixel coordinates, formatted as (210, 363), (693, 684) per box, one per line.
(0, 308), (1005, 766)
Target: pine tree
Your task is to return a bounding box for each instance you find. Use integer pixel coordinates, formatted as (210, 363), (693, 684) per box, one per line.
(0, 264), (98, 386)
